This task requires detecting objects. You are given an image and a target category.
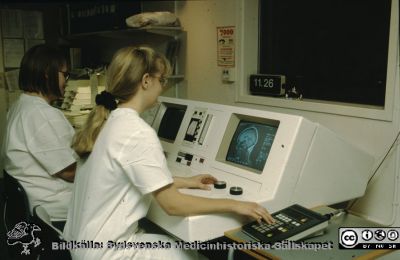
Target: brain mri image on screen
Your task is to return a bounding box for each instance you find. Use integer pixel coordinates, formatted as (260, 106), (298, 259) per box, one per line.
(236, 126), (258, 162)
(226, 121), (278, 171)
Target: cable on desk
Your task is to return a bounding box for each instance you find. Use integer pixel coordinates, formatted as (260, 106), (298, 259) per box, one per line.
(323, 208), (347, 220)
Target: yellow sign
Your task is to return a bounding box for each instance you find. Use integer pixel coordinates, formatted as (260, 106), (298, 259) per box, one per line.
(217, 26), (235, 68)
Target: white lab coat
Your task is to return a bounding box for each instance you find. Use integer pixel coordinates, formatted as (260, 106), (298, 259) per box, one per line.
(64, 108), (196, 260)
(2, 94), (76, 221)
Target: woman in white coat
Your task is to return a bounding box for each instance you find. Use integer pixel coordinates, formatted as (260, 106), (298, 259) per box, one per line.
(64, 46), (273, 259)
(2, 44), (76, 229)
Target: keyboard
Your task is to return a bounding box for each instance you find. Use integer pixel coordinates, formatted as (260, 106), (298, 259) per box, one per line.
(242, 204), (329, 244)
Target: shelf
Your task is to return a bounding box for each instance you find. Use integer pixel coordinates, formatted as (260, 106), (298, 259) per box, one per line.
(167, 75), (184, 84)
(168, 75), (184, 79)
(65, 26), (183, 40)
(62, 24), (185, 99)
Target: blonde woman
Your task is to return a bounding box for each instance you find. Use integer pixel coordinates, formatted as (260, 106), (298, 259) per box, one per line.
(63, 46), (273, 259)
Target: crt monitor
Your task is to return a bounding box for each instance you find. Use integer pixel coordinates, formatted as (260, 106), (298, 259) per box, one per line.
(216, 114), (280, 174)
(156, 104), (187, 142)
(226, 120), (278, 172)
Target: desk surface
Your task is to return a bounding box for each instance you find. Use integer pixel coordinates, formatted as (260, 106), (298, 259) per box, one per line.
(224, 206), (394, 260)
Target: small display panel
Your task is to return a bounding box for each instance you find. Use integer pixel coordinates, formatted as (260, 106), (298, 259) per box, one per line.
(158, 107), (186, 142)
(226, 120), (278, 171)
(184, 118), (200, 142)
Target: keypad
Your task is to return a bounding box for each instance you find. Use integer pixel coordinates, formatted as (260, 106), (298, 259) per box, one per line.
(242, 204), (329, 244)
(250, 213), (301, 238)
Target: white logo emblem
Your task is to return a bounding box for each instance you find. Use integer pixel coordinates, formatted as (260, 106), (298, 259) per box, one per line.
(340, 229), (358, 248)
(374, 229), (386, 241)
(387, 230), (399, 241)
(6, 222), (41, 255)
(362, 230), (373, 241)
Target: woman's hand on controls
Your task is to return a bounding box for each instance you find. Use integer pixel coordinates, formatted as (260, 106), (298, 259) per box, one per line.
(233, 201), (275, 224)
(186, 174), (217, 190)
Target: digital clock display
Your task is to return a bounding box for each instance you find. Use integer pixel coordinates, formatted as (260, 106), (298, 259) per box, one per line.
(249, 74), (286, 96)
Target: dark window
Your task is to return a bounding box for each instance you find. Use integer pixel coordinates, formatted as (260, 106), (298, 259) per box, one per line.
(259, 0), (392, 106)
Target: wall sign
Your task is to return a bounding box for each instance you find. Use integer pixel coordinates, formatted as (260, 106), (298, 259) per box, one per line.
(217, 26), (235, 67)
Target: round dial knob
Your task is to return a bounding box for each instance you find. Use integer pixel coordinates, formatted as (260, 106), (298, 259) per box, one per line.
(230, 186), (243, 195)
(213, 181), (227, 189)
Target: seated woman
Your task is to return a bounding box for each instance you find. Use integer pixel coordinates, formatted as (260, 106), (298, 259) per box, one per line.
(64, 46), (273, 259)
(2, 44), (76, 228)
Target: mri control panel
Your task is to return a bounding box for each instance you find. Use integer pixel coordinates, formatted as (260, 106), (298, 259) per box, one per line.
(141, 97), (373, 242)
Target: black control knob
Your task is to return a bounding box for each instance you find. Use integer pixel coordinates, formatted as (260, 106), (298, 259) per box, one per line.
(230, 186), (243, 195)
(214, 181), (227, 189)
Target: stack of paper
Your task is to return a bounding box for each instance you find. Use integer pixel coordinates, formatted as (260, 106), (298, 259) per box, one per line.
(61, 80), (91, 111)
(61, 80), (106, 129)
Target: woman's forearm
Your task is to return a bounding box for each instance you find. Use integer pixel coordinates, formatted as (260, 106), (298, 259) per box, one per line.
(172, 177), (190, 189)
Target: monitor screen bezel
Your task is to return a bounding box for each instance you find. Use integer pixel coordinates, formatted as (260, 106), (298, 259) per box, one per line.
(215, 113), (280, 174)
(152, 102), (187, 143)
